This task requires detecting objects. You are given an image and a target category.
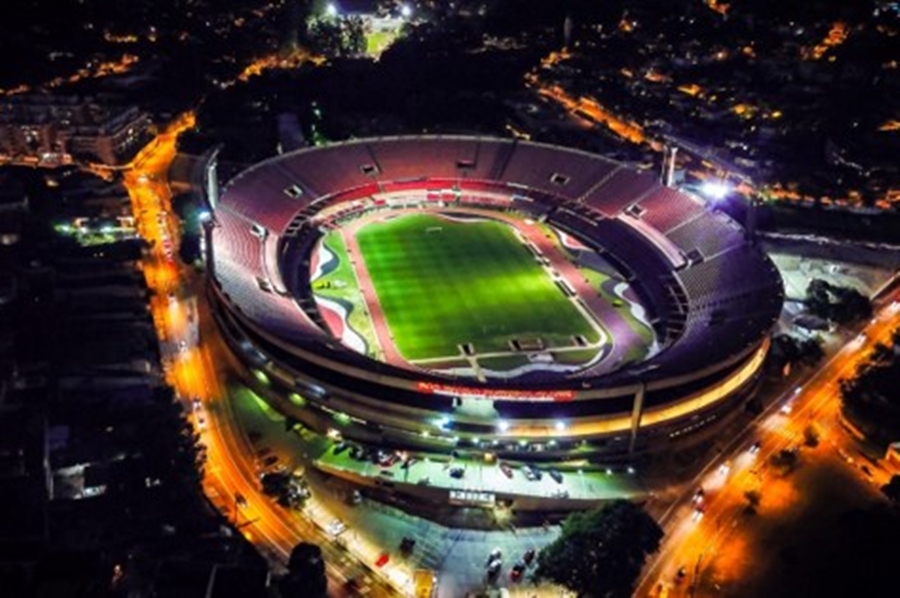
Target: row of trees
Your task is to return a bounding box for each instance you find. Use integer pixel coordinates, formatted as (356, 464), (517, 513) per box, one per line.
(806, 278), (872, 324)
(536, 500), (663, 597)
(839, 326), (900, 445)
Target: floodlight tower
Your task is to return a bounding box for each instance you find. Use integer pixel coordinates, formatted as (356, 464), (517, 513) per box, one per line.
(661, 145), (678, 187)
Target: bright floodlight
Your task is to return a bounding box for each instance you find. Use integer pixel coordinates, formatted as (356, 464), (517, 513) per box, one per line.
(497, 420), (510, 432)
(400, 4), (412, 18)
(325, 3), (338, 17)
(554, 420), (567, 431)
(700, 180), (731, 200)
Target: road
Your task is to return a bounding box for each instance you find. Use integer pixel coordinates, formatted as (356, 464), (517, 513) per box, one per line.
(122, 116), (401, 597)
(636, 296), (900, 597)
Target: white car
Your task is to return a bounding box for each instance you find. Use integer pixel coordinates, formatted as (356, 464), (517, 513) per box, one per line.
(327, 519), (347, 537)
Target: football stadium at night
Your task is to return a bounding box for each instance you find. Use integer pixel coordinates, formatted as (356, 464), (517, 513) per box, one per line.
(207, 136), (783, 459)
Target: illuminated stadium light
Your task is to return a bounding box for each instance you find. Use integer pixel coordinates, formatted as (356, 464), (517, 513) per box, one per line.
(400, 4), (412, 18)
(554, 420), (567, 431)
(700, 180), (731, 200)
(497, 420), (510, 432)
(325, 2), (338, 17)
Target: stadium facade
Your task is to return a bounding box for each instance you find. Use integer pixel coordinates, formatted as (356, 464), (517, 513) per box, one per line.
(206, 136), (783, 459)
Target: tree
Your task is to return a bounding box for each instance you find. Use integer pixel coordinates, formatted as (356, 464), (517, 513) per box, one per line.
(178, 233), (202, 265)
(803, 424), (820, 447)
(743, 489), (762, 515)
(278, 543), (327, 598)
(882, 475), (900, 505)
(535, 500), (663, 598)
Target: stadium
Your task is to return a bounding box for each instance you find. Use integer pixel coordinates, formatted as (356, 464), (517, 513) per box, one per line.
(207, 136), (783, 459)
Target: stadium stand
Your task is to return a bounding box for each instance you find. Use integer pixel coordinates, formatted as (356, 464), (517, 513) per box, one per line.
(637, 187), (706, 233)
(581, 169), (659, 216)
(209, 136), (783, 458)
(498, 143), (618, 198)
(221, 166), (312, 234)
(666, 211), (745, 258)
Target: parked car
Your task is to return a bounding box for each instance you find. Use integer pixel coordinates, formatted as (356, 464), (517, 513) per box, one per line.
(487, 547), (502, 564)
(499, 462), (513, 479)
(400, 536), (416, 554)
(523, 548), (536, 565)
(333, 442), (351, 455)
(510, 561), (526, 581)
(522, 464), (542, 481)
(449, 466), (464, 479)
(547, 468), (564, 484)
(327, 519), (347, 536)
(487, 559), (502, 577)
(379, 452), (400, 467)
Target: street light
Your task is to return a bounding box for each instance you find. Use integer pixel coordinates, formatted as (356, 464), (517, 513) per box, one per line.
(325, 2), (338, 17)
(400, 4), (412, 18)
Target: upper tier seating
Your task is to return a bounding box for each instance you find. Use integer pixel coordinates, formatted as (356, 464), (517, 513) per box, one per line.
(581, 169), (659, 217)
(637, 187), (706, 234)
(222, 166), (313, 235)
(666, 212), (745, 258)
(498, 144), (618, 198)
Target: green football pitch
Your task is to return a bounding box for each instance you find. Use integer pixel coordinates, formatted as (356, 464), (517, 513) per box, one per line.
(355, 213), (601, 362)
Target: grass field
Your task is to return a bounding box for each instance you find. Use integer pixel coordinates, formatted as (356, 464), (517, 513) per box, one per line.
(356, 213), (600, 361)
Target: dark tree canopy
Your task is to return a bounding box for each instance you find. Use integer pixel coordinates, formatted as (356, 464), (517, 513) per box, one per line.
(536, 500), (663, 598)
(279, 542), (327, 598)
(805, 279), (872, 323)
(882, 475), (900, 505)
(839, 326), (900, 444)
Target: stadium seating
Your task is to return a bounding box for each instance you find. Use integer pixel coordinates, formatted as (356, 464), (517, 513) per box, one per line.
(369, 137), (474, 180)
(581, 169), (659, 216)
(221, 166), (313, 234)
(665, 211), (745, 258)
(497, 143), (618, 198)
(637, 187), (706, 233)
(282, 142), (383, 194)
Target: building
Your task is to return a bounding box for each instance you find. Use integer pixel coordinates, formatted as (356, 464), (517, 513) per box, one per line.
(0, 95), (151, 166)
(207, 136), (783, 463)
